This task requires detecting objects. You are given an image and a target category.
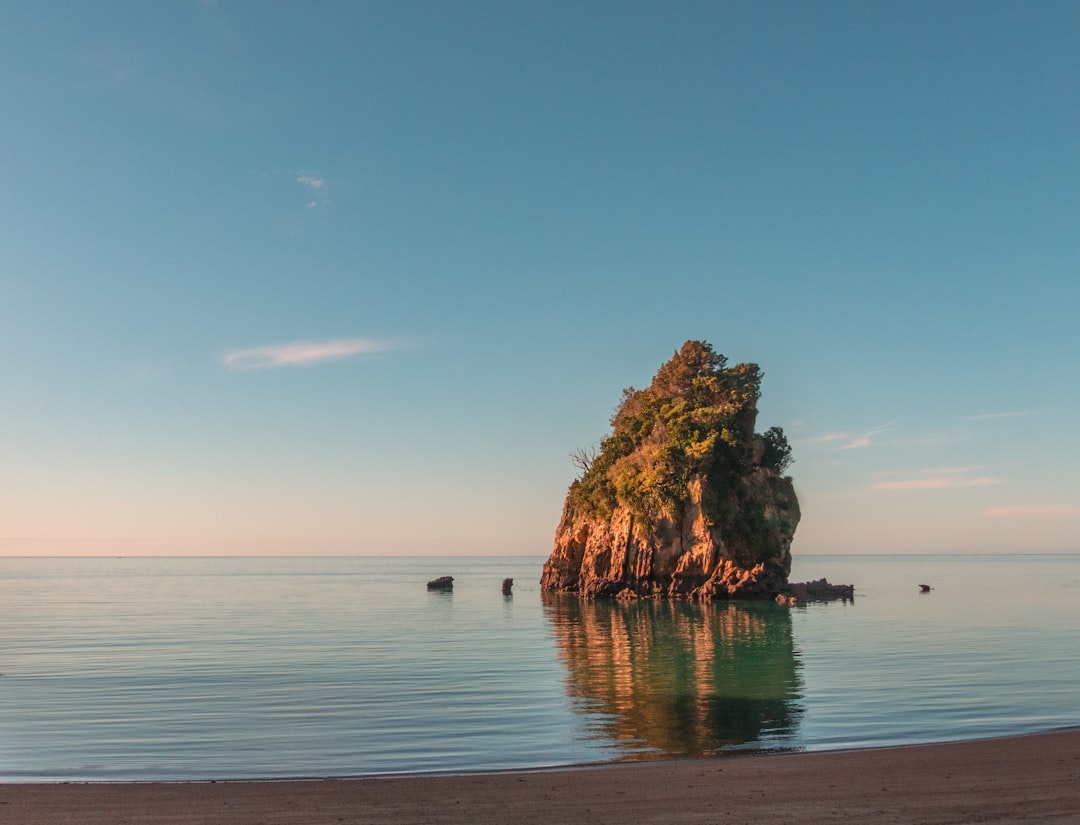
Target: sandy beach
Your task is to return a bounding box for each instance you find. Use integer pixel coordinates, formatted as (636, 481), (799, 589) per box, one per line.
(3, 729), (1078, 825)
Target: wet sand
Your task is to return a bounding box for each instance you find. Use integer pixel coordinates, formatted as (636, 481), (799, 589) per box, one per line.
(3, 729), (1079, 824)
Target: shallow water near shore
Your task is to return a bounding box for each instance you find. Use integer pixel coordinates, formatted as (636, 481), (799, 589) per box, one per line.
(2, 554), (1079, 781)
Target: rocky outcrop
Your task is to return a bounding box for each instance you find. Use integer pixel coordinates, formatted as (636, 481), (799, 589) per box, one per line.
(426, 576), (454, 591)
(540, 341), (801, 602)
(541, 448), (800, 600)
(775, 578), (854, 606)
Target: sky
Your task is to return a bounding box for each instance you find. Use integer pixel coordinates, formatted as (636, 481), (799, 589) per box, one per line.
(2, 1), (1077, 557)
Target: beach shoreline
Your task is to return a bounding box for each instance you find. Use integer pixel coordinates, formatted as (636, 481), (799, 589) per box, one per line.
(4, 729), (1079, 824)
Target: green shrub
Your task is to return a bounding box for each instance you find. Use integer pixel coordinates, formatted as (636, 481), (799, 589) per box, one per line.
(567, 341), (789, 520)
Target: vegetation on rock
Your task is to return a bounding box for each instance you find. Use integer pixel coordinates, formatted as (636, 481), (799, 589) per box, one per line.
(567, 340), (792, 523)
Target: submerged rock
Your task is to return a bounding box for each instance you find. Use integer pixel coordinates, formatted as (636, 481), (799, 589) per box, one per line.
(541, 341), (800, 601)
(426, 576), (454, 591)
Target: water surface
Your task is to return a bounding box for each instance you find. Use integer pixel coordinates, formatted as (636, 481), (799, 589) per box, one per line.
(2, 554), (1078, 780)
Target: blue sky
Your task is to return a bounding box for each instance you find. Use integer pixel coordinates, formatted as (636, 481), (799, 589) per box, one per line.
(2, 1), (1077, 556)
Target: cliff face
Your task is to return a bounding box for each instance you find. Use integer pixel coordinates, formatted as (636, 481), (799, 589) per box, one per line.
(540, 446), (800, 599)
(540, 341), (800, 600)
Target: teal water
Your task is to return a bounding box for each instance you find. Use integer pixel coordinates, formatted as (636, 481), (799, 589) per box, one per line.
(2, 554), (1078, 781)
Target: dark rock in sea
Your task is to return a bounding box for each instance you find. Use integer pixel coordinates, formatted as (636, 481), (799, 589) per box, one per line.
(919, 584), (932, 593)
(775, 578), (854, 606)
(426, 576), (454, 592)
(540, 341), (800, 601)
(501, 577), (514, 595)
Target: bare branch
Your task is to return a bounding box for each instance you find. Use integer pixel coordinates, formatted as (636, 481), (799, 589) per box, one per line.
(570, 445), (599, 477)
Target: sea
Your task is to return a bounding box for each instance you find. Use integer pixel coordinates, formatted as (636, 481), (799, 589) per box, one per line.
(2, 554), (1078, 782)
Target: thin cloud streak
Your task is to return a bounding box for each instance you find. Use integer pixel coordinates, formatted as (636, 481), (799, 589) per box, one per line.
(871, 476), (1003, 491)
(842, 433), (874, 449)
(804, 422), (895, 450)
(913, 430), (969, 446)
(221, 337), (401, 370)
(804, 432), (849, 445)
(966, 410), (1033, 421)
(982, 505), (1078, 520)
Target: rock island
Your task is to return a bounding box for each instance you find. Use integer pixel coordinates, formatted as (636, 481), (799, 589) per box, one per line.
(541, 341), (802, 601)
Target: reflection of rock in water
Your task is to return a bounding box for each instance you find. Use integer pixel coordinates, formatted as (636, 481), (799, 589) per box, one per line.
(543, 595), (802, 757)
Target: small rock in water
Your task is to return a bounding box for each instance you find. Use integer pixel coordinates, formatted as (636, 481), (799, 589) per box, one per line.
(427, 576), (454, 591)
(776, 578), (854, 606)
(919, 583), (932, 593)
(501, 577), (513, 595)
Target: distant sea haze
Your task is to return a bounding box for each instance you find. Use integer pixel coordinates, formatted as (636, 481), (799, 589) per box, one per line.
(2, 554), (1079, 781)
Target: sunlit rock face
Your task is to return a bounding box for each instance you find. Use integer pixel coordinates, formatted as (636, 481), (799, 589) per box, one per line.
(541, 463), (799, 600)
(541, 341), (799, 601)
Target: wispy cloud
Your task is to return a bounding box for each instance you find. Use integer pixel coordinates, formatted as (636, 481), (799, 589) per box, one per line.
(252, 170), (331, 207)
(296, 173), (329, 208)
(981, 505), (1078, 520)
(912, 430), (969, 446)
(872, 476), (1003, 491)
(965, 410), (1033, 421)
(871, 466), (1003, 491)
(804, 422), (895, 450)
(803, 432), (849, 445)
(296, 173), (325, 190)
(221, 337), (401, 370)
(842, 433), (875, 450)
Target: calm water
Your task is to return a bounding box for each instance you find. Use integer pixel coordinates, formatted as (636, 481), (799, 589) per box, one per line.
(2, 554), (1079, 781)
